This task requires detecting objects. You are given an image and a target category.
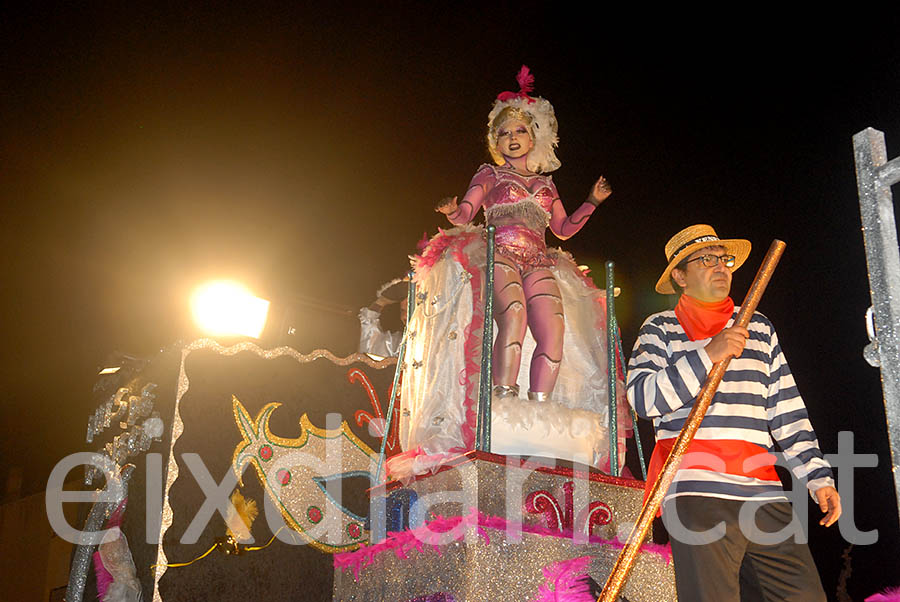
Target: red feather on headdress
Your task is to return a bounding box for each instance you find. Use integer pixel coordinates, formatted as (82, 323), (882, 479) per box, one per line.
(496, 65), (537, 103)
(516, 65), (534, 94)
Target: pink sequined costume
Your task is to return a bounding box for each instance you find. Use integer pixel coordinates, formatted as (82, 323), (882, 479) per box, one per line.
(388, 67), (631, 480)
(446, 163), (599, 395)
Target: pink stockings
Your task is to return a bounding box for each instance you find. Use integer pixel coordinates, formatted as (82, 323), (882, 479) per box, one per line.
(492, 256), (564, 396)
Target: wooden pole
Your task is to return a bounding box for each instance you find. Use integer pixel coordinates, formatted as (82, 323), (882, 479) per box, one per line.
(598, 239), (787, 602)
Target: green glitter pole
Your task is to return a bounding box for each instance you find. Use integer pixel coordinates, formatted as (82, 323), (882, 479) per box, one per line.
(477, 225), (496, 452)
(613, 319), (646, 480)
(606, 261), (619, 476)
(374, 271), (415, 484)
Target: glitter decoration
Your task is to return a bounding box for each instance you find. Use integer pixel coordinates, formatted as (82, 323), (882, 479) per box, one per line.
(232, 396), (377, 552)
(387, 488), (419, 532)
(853, 127), (900, 524)
(388, 453), (646, 543)
(66, 466), (134, 602)
(332, 509), (674, 601)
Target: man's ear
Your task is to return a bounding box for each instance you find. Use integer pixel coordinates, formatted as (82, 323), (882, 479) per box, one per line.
(671, 268), (687, 288)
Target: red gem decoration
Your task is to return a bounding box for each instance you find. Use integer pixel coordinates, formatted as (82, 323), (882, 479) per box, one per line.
(347, 522), (362, 539)
(277, 469), (291, 485)
(259, 445), (273, 461)
(307, 506), (323, 524)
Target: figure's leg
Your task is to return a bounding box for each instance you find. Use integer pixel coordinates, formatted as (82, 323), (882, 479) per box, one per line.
(492, 256), (527, 395)
(523, 269), (564, 396)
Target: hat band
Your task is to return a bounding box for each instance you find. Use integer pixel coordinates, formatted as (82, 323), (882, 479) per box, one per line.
(668, 235), (720, 262)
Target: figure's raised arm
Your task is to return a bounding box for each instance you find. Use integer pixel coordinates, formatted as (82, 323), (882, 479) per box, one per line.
(549, 176), (611, 240)
(435, 165), (494, 225)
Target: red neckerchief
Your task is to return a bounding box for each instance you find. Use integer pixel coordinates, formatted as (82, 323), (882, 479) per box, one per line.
(674, 294), (735, 341)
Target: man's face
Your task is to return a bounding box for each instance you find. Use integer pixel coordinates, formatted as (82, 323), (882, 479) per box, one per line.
(672, 245), (733, 302)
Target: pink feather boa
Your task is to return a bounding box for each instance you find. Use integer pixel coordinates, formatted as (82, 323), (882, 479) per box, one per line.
(867, 587), (900, 601)
(533, 555), (595, 602)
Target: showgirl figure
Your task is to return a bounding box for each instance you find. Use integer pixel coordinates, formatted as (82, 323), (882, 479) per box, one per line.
(389, 67), (630, 480)
(437, 67), (610, 401)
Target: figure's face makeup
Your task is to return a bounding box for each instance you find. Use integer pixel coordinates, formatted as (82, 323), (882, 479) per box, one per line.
(495, 118), (534, 160)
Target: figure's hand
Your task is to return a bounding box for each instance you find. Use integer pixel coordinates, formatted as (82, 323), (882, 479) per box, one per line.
(588, 176), (612, 205)
(815, 486), (841, 527)
(704, 326), (749, 363)
(436, 196), (458, 215)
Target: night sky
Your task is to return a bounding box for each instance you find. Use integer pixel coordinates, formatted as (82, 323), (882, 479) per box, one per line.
(2, 5), (899, 599)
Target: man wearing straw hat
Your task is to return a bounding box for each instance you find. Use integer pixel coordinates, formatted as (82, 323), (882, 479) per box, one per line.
(626, 224), (841, 601)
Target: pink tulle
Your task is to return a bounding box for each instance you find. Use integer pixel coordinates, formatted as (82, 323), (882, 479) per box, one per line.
(93, 550), (115, 599)
(533, 555), (594, 602)
(866, 587), (900, 601)
(333, 508), (672, 581)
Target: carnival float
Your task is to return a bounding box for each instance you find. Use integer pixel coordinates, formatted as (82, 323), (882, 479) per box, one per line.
(66, 67), (691, 601)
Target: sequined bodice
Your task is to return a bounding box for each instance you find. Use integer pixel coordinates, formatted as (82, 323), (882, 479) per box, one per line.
(482, 166), (555, 232)
(484, 167), (555, 212)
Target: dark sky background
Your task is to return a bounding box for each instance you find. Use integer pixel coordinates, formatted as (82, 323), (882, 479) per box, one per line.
(2, 4), (900, 599)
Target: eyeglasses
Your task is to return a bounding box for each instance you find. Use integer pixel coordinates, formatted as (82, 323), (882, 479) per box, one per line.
(684, 254), (736, 269)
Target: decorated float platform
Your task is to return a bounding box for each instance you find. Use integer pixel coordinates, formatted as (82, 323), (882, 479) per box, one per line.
(69, 336), (676, 601)
(335, 450), (676, 601)
(68, 215), (677, 601)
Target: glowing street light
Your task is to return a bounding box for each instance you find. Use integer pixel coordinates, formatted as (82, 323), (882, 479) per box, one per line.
(190, 281), (270, 339)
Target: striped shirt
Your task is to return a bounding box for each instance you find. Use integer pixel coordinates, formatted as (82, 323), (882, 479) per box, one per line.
(627, 308), (835, 503)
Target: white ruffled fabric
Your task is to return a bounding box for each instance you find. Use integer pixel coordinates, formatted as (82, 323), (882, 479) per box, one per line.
(98, 527), (142, 602)
(358, 307), (402, 358)
(390, 225), (631, 479)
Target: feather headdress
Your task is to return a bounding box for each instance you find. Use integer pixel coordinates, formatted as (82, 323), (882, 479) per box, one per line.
(487, 65), (560, 173)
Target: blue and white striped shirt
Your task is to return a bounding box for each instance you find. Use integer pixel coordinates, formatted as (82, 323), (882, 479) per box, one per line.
(627, 308), (835, 503)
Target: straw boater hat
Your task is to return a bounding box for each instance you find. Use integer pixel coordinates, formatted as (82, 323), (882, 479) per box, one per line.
(655, 224), (752, 294)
